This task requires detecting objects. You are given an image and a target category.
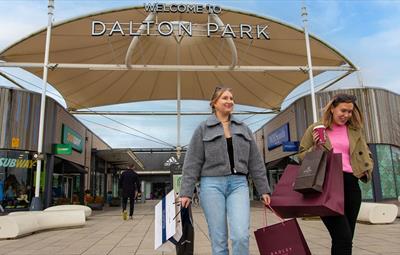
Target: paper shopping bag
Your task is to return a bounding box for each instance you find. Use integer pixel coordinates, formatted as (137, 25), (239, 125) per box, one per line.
(271, 151), (344, 218)
(254, 218), (311, 255)
(154, 190), (182, 252)
(294, 148), (327, 193)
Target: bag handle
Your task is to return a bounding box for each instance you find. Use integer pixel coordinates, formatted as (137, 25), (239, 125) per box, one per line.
(173, 199), (182, 222)
(262, 205), (285, 231)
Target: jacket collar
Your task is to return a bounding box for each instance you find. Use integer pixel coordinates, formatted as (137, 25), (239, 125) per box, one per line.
(206, 114), (243, 127)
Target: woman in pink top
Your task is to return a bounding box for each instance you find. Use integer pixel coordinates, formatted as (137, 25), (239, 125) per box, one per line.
(299, 94), (374, 255)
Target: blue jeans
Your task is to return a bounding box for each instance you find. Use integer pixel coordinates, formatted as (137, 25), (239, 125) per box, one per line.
(200, 175), (250, 255)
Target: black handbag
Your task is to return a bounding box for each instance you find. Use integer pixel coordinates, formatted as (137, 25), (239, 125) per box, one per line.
(175, 206), (194, 255)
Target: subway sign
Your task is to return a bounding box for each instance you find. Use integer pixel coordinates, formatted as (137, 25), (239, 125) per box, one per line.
(62, 124), (83, 153)
(0, 158), (36, 168)
(92, 3), (270, 40)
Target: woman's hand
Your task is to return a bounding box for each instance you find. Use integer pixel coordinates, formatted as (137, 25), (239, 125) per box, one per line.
(180, 196), (192, 208)
(312, 130), (321, 145)
(261, 193), (271, 206)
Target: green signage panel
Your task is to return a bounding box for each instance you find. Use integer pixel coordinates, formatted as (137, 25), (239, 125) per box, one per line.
(53, 144), (72, 155)
(172, 174), (182, 194)
(62, 124), (83, 152)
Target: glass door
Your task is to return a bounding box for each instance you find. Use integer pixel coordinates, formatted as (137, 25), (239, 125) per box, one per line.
(64, 176), (73, 203)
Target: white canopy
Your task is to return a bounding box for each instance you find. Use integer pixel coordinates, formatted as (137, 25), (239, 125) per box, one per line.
(0, 6), (355, 110)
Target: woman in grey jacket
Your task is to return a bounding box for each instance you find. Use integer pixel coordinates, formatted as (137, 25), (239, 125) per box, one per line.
(180, 87), (271, 255)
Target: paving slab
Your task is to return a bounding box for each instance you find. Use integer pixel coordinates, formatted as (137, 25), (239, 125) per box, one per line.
(0, 200), (398, 255)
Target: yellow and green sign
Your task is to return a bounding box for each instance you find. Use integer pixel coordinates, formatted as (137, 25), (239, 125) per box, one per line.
(0, 157), (36, 168)
(62, 124), (83, 152)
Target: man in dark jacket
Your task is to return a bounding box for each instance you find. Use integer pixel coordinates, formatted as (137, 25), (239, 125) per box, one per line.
(119, 164), (140, 220)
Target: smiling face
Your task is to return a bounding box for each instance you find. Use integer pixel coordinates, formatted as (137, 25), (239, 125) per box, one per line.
(331, 102), (354, 126)
(213, 90), (234, 115)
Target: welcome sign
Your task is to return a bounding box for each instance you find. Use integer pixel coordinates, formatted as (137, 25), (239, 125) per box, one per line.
(92, 3), (270, 40)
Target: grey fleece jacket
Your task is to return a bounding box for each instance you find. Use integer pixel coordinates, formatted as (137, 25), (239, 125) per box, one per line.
(179, 114), (271, 198)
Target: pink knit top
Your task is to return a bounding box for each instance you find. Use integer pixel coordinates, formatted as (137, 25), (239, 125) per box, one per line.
(326, 124), (353, 173)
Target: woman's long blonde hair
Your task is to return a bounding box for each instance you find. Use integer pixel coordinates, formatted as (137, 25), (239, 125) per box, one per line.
(210, 86), (232, 113)
(322, 93), (363, 129)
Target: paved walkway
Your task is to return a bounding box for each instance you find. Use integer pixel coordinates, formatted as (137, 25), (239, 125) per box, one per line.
(0, 201), (399, 255)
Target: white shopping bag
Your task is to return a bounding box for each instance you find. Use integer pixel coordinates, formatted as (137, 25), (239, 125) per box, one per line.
(154, 190), (182, 252)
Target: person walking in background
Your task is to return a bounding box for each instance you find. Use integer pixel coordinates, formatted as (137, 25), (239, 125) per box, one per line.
(119, 164), (141, 220)
(180, 86), (271, 255)
(298, 93), (374, 255)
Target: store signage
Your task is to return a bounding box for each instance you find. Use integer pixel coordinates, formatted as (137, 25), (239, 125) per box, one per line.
(144, 3), (221, 14)
(267, 123), (290, 150)
(164, 156), (178, 167)
(282, 141), (299, 152)
(172, 174), (182, 194)
(0, 157), (36, 168)
(91, 3), (270, 40)
(62, 124), (83, 153)
(11, 137), (20, 148)
(53, 144), (72, 155)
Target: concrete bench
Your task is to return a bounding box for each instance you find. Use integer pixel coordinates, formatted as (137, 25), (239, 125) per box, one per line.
(357, 202), (398, 224)
(0, 210), (85, 239)
(44, 205), (92, 218)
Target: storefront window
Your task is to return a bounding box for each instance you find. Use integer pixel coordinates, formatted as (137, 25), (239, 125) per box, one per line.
(52, 174), (82, 205)
(391, 146), (400, 198)
(52, 174), (65, 205)
(0, 150), (35, 209)
(72, 175), (81, 204)
(359, 181), (373, 200)
(376, 145), (397, 199)
(95, 172), (104, 197)
(112, 175), (119, 197)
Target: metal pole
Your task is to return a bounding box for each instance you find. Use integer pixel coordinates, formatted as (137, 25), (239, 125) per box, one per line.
(302, 4), (318, 123)
(176, 39), (182, 160)
(30, 0), (54, 211)
(356, 70), (365, 88)
(0, 62), (356, 72)
(70, 110), (278, 115)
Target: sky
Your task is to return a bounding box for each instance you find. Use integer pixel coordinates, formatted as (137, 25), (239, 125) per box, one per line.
(0, 0), (399, 149)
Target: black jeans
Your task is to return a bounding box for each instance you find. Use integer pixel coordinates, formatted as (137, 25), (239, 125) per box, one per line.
(321, 172), (362, 255)
(122, 194), (135, 216)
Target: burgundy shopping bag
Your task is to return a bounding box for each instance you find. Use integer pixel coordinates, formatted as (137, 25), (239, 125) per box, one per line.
(254, 218), (311, 255)
(270, 151), (344, 218)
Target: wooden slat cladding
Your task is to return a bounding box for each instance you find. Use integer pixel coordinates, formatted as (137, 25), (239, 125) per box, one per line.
(312, 88), (400, 145)
(0, 88), (10, 147)
(0, 87), (111, 166)
(0, 88), (52, 151)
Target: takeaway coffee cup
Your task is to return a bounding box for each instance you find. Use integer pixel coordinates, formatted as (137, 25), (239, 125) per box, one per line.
(313, 125), (326, 144)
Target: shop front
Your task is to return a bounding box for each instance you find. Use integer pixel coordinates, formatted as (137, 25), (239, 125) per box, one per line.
(51, 157), (86, 205)
(0, 150), (36, 210)
(91, 154), (107, 199)
(0, 87), (114, 210)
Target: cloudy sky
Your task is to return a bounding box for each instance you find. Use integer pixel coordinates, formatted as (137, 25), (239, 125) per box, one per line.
(0, 0), (399, 149)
